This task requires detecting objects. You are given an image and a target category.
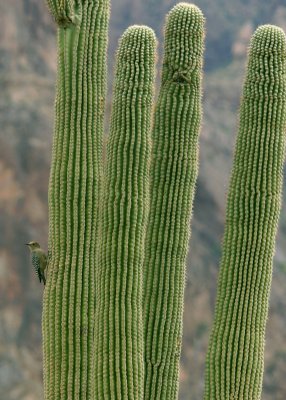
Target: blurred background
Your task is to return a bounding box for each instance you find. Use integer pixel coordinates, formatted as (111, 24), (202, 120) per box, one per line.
(0, 0), (286, 399)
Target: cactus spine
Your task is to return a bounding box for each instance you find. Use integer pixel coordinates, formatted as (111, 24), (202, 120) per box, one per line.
(143, 4), (205, 399)
(43, 1), (110, 399)
(204, 25), (286, 399)
(94, 26), (156, 399)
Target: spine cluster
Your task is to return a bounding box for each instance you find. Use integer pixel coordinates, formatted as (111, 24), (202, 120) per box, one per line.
(204, 25), (286, 400)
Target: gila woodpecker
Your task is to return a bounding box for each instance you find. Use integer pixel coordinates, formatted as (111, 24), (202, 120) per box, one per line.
(26, 241), (47, 285)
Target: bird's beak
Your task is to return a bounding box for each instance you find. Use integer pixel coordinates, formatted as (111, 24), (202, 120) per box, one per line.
(25, 243), (29, 246)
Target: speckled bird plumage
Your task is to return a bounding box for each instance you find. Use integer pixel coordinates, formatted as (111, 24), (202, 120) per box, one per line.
(26, 241), (47, 285)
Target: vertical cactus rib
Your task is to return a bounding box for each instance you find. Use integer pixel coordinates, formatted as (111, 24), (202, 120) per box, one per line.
(143, 4), (205, 399)
(204, 25), (286, 400)
(94, 26), (156, 399)
(43, 0), (110, 399)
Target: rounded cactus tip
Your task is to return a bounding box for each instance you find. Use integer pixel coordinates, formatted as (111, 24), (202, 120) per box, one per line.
(121, 25), (157, 46)
(167, 3), (205, 31)
(117, 25), (157, 65)
(250, 24), (286, 54)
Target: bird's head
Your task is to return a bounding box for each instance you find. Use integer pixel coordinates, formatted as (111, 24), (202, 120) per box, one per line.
(26, 241), (41, 251)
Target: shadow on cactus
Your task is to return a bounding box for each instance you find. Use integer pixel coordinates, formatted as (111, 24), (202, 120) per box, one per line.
(42, 0), (286, 399)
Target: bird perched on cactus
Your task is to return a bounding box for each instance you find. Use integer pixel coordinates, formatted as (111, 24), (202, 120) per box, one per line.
(26, 241), (47, 285)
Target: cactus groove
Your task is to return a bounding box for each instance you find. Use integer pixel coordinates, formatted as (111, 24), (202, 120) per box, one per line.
(143, 4), (205, 399)
(204, 25), (286, 400)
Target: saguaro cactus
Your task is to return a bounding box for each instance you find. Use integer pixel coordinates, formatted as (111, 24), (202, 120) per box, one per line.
(143, 4), (205, 399)
(94, 26), (156, 399)
(204, 25), (286, 400)
(44, 0), (205, 398)
(43, 0), (110, 399)
(43, 0), (286, 399)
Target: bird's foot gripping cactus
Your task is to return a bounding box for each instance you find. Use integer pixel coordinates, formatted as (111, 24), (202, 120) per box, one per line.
(42, 0), (286, 399)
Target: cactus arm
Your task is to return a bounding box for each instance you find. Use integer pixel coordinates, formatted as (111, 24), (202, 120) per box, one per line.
(94, 26), (156, 399)
(204, 26), (286, 400)
(143, 4), (205, 399)
(43, 0), (110, 399)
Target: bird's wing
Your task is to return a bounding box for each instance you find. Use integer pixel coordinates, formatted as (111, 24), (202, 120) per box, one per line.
(32, 253), (41, 282)
(39, 250), (47, 268)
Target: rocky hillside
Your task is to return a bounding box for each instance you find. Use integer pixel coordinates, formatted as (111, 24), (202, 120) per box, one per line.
(0, 1), (285, 399)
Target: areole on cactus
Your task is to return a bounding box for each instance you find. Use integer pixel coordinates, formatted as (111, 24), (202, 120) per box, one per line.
(42, 0), (286, 399)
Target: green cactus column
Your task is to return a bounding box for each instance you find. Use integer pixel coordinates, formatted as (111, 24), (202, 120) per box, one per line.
(43, 0), (110, 399)
(94, 26), (156, 399)
(143, 4), (205, 399)
(204, 26), (286, 400)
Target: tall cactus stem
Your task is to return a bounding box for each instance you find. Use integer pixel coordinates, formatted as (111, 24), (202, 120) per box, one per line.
(94, 26), (156, 399)
(42, 1), (110, 399)
(143, 4), (205, 399)
(204, 25), (286, 400)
